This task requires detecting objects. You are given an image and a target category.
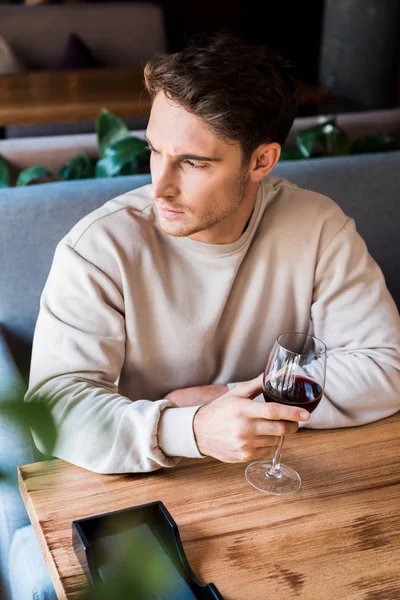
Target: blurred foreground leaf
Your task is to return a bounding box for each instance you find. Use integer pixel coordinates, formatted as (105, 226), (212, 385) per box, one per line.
(2, 400), (57, 458)
(79, 517), (184, 600)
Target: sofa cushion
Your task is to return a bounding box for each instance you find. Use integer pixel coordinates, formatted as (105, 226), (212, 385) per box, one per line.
(56, 33), (102, 70)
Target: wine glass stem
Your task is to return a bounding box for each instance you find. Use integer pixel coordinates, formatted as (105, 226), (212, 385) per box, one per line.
(266, 435), (285, 478)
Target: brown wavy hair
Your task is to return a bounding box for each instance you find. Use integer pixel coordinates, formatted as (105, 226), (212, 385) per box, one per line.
(144, 31), (299, 163)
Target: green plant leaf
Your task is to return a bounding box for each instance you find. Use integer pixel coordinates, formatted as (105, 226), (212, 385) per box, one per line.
(16, 166), (53, 186)
(350, 134), (400, 155)
(137, 151), (151, 173)
(95, 136), (148, 178)
(58, 154), (95, 181)
(118, 159), (140, 175)
(0, 154), (10, 188)
(296, 125), (321, 158)
(96, 109), (131, 158)
(296, 119), (351, 158)
(279, 145), (306, 161)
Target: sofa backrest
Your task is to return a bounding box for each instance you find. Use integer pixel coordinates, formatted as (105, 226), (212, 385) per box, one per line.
(274, 151), (400, 311)
(0, 152), (399, 370)
(0, 174), (151, 369)
(0, 3), (167, 69)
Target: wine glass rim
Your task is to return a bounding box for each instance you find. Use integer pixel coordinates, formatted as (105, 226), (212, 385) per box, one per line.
(276, 331), (327, 356)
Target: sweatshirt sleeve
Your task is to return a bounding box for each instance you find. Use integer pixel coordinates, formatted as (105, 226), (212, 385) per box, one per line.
(227, 218), (400, 427)
(25, 242), (203, 474)
(302, 217), (400, 428)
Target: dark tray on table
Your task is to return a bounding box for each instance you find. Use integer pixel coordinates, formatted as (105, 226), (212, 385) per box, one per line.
(72, 500), (223, 599)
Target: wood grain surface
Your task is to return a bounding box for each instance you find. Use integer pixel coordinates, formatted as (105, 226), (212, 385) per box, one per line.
(0, 67), (332, 128)
(18, 413), (400, 600)
(0, 67), (151, 127)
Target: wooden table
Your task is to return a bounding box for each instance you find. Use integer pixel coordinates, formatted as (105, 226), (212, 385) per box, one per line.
(0, 67), (333, 129)
(0, 66), (151, 128)
(18, 413), (400, 600)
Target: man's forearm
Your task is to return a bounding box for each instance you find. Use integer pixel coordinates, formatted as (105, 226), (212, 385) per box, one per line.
(164, 385), (228, 407)
(25, 376), (186, 474)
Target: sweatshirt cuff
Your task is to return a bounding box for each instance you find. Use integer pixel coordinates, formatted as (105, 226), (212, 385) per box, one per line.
(158, 405), (205, 459)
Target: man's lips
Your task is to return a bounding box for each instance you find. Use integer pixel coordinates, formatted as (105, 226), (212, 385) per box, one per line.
(156, 204), (184, 218)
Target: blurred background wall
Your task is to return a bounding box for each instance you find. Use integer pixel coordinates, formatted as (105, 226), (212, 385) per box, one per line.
(2, 0), (400, 114)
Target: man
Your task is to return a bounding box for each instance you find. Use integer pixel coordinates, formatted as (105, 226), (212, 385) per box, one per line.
(25, 33), (400, 473)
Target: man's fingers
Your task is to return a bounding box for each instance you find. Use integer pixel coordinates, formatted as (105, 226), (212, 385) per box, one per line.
(239, 399), (310, 423)
(251, 444), (280, 460)
(253, 418), (299, 437)
(231, 374), (264, 399)
(254, 435), (281, 448)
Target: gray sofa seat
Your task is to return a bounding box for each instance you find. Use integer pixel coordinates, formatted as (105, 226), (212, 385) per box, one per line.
(0, 330), (45, 600)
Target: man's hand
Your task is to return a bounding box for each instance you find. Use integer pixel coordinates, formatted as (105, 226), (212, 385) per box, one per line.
(193, 374), (311, 462)
(165, 385), (229, 407)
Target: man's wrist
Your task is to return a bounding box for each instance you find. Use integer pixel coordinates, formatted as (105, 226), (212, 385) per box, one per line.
(193, 404), (209, 457)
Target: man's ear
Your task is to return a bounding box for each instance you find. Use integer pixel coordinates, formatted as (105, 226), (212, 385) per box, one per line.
(248, 143), (281, 182)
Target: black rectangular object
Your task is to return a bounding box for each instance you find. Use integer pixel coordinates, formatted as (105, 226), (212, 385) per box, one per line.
(72, 500), (223, 599)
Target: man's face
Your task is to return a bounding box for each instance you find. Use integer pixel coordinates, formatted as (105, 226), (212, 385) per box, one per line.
(145, 92), (254, 243)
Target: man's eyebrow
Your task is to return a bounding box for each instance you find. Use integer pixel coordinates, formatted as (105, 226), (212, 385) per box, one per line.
(144, 135), (222, 163)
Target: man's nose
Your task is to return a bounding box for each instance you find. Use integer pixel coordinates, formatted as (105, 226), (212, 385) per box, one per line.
(153, 163), (179, 199)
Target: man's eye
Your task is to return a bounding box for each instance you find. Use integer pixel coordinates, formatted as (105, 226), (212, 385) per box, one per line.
(185, 160), (206, 170)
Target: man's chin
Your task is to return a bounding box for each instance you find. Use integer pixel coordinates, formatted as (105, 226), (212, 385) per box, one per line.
(160, 226), (190, 238)
(158, 219), (191, 237)
(159, 219), (203, 238)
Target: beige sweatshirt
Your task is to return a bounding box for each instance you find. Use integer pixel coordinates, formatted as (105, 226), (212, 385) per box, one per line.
(25, 176), (400, 473)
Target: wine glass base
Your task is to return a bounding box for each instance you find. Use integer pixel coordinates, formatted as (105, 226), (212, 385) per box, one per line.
(245, 461), (301, 495)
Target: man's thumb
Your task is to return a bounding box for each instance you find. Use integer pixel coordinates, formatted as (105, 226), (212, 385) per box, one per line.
(231, 373), (264, 399)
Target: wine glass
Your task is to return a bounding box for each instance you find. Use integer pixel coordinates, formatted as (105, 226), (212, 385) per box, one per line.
(245, 332), (327, 495)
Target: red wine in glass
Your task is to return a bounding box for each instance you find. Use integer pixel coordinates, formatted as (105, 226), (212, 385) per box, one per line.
(245, 332), (327, 495)
(263, 376), (323, 414)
